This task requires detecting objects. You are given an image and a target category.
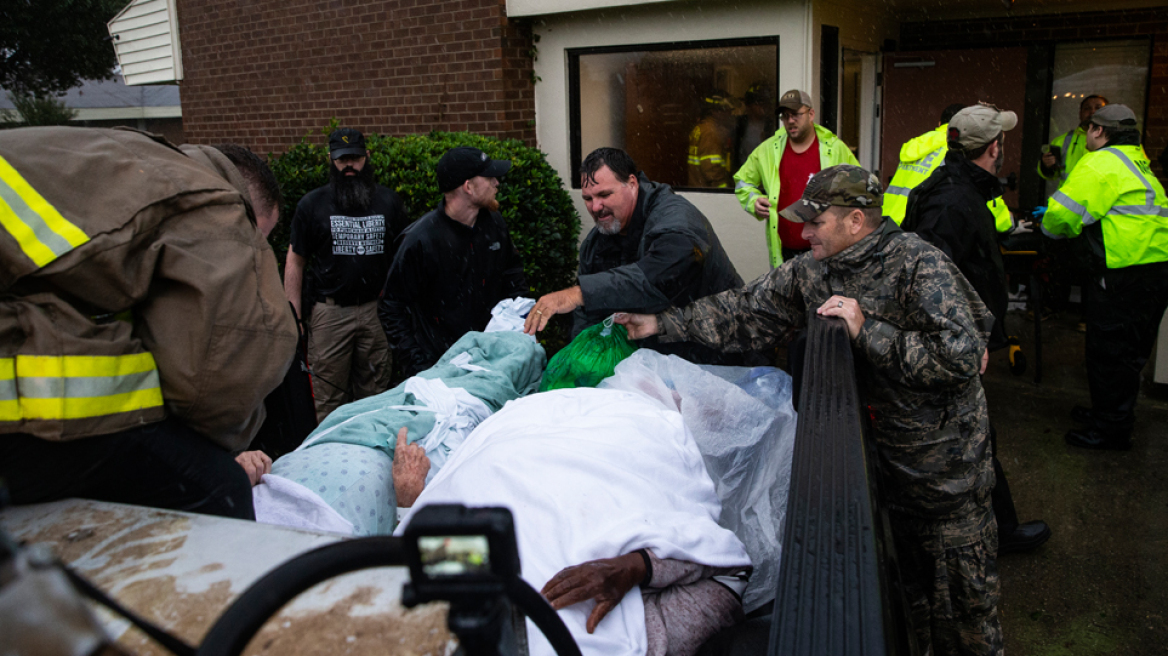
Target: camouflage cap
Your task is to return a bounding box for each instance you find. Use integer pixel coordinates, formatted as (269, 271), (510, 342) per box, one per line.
(779, 164), (883, 223)
(1090, 103), (1137, 128)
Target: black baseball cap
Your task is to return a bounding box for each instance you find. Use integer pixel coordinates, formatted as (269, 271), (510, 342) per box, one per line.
(436, 147), (512, 193)
(329, 128), (366, 159)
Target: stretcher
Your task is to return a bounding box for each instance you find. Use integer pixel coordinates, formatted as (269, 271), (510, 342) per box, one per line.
(2, 317), (901, 656)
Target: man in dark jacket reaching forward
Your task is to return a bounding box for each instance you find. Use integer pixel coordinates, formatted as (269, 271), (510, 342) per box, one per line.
(524, 147), (744, 365)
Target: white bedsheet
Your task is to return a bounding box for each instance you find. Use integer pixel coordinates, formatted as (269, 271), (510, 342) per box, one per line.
(252, 473), (355, 535)
(397, 387), (750, 656)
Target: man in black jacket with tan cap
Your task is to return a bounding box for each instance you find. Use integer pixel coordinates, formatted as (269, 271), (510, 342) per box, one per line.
(904, 102), (1052, 557)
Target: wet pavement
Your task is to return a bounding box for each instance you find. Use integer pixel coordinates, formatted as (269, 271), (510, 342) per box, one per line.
(983, 309), (1168, 655)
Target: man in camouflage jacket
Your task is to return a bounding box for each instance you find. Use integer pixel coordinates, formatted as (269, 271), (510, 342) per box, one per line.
(618, 165), (1003, 655)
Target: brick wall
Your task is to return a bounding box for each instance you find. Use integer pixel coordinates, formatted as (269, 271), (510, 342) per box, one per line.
(176, 0), (536, 153)
(900, 8), (1168, 180)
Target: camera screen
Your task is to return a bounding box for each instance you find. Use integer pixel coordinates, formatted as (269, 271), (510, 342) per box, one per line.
(418, 535), (491, 577)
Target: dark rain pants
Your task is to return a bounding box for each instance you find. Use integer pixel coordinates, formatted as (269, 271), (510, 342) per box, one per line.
(1084, 261), (1168, 437)
(0, 417), (254, 520)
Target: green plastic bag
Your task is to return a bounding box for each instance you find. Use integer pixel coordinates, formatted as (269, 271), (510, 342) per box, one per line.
(539, 315), (638, 392)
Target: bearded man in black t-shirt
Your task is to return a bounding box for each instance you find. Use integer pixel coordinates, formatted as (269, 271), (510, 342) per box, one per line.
(284, 128), (410, 422)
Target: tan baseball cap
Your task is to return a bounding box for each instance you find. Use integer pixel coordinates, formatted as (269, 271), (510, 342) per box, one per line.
(777, 89), (813, 112)
(947, 102), (1017, 151)
(779, 165), (883, 223)
(1090, 104), (1137, 128)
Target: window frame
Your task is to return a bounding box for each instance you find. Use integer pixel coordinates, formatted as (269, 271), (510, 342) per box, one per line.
(1044, 36), (1154, 142)
(567, 36), (782, 192)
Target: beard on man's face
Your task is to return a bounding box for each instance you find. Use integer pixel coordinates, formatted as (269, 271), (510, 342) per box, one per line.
(330, 163), (376, 215)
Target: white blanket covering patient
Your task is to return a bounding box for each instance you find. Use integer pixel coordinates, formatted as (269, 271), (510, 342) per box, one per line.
(398, 387), (752, 656)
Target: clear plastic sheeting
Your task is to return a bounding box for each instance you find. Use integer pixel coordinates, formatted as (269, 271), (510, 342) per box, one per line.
(600, 350), (797, 612)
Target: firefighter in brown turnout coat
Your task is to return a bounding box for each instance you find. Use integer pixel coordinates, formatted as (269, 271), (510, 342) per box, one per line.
(618, 165), (1003, 655)
(0, 127), (297, 519)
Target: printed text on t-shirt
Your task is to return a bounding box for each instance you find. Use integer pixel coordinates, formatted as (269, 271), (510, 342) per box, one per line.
(330, 215), (385, 256)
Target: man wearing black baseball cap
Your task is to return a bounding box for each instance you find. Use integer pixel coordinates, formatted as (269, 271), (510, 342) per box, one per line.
(379, 146), (527, 376)
(285, 128), (410, 422)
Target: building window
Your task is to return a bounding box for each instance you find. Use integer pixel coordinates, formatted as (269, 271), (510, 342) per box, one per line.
(568, 38), (780, 191)
(1048, 39), (1151, 140)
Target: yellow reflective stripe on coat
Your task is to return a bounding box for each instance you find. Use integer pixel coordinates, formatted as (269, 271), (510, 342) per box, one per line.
(0, 154), (89, 267)
(0, 353), (163, 421)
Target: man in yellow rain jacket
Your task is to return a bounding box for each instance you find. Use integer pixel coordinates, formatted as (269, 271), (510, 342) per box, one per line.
(1038, 94), (1107, 187)
(0, 127), (298, 517)
(1041, 104), (1168, 450)
(734, 89), (859, 267)
(885, 103), (1013, 233)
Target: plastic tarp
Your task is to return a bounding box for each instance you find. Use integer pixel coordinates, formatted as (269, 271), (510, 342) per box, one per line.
(600, 350), (797, 613)
(397, 387), (750, 656)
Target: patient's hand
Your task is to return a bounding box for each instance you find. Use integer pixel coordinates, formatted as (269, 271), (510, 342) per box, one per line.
(235, 450), (272, 486)
(393, 427), (430, 507)
(541, 552), (647, 633)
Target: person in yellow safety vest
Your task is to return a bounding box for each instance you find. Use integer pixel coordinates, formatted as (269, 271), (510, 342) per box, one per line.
(1041, 104), (1168, 451)
(1038, 94), (1107, 187)
(687, 91), (738, 189)
(885, 103), (1014, 233)
(0, 127), (298, 519)
(734, 89), (859, 267)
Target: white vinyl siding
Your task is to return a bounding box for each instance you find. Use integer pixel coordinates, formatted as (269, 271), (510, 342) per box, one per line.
(107, 0), (183, 85)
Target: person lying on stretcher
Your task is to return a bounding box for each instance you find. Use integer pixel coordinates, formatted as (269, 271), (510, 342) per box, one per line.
(393, 387), (754, 656)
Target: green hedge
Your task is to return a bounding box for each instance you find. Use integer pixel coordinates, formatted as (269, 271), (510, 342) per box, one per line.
(267, 127), (581, 352)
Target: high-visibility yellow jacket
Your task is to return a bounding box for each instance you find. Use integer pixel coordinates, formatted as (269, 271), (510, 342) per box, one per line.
(1038, 126), (1089, 184)
(0, 128), (297, 448)
(687, 116), (734, 188)
(733, 123), (859, 267)
(885, 125), (1012, 232)
(1042, 145), (1168, 269)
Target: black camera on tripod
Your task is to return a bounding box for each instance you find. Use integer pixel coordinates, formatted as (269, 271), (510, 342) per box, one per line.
(402, 504), (529, 656)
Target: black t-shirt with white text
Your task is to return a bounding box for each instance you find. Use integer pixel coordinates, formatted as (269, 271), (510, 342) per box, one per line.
(289, 184), (409, 305)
